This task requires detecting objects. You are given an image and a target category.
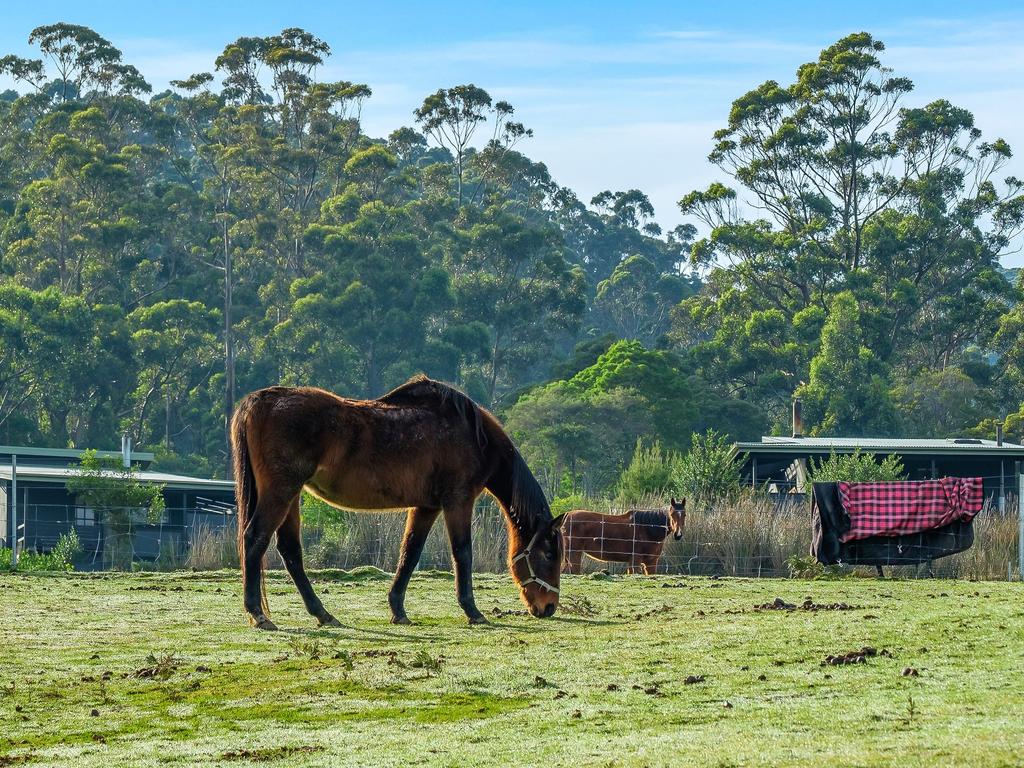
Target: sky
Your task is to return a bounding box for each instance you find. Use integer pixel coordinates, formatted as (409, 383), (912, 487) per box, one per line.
(3, 0), (1024, 263)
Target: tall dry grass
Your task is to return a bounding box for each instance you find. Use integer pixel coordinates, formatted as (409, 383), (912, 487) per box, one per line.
(164, 492), (1020, 581)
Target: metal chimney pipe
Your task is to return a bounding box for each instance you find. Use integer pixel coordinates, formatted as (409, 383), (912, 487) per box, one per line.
(996, 422), (1004, 447)
(792, 398), (803, 439)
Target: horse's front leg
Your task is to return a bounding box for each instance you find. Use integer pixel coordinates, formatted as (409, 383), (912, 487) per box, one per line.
(443, 500), (487, 625)
(276, 497), (339, 627)
(388, 506), (441, 624)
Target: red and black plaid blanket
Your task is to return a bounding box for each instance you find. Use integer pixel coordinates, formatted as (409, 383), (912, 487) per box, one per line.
(837, 478), (984, 543)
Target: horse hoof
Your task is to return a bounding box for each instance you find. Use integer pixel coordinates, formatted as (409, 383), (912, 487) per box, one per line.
(254, 618), (278, 631)
(391, 615), (412, 625)
(468, 615), (489, 626)
(318, 614), (342, 628)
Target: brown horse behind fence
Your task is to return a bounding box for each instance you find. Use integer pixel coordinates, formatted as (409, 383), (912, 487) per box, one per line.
(231, 375), (564, 629)
(562, 499), (686, 575)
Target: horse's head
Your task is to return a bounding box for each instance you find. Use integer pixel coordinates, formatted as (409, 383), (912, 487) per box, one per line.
(668, 497), (686, 541)
(510, 515), (565, 618)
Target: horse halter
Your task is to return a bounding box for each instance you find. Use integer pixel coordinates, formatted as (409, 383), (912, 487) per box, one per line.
(510, 527), (559, 595)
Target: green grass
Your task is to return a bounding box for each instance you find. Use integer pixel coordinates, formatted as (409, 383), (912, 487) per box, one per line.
(1, 570), (1022, 767)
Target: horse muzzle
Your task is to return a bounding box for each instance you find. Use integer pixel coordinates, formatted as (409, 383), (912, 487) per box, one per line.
(529, 603), (557, 618)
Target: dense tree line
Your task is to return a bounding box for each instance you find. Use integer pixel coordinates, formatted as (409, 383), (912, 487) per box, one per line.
(1, 27), (1022, 491)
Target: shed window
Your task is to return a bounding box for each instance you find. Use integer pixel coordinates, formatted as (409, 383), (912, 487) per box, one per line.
(75, 507), (96, 527)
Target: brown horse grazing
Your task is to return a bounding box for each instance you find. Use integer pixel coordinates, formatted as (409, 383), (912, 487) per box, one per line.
(231, 376), (564, 629)
(561, 498), (686, 575)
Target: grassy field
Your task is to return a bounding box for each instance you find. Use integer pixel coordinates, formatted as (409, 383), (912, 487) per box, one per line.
(1, 569), (1022, 768)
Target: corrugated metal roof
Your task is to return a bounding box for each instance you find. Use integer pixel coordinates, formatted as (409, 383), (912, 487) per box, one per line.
(0, 465), (234, 491)
(0, 444), (155, 461)
(735, 436), (1024, 454)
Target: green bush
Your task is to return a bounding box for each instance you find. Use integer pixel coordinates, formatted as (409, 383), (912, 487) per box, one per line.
(1, 530), (81, 572)
(807, 449), (906, 482)
(674, 430), (745, 505)
(300, 490), (349, 530)
(617, 440), (677, 504)
(551, 493), (590, 516)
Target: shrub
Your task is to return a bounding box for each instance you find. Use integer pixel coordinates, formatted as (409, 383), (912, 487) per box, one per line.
(551, 493), (589, 517)
(1, 530), (81, 572)
(807, 449), (906, 482)
(674, 430), (745, 505)
(617, 440), (677, 504)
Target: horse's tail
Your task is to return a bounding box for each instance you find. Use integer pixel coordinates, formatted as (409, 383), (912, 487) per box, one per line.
(231, 401), (268, 619)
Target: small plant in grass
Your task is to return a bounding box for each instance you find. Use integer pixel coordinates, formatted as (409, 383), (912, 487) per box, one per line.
(559, 594), (601, 617)
(332, 649), (355, 675)
(903, 694), (917, 726)
(135, 652), (181, 680)
(785, 555), (850, 580)
(287, 637), (326, 660)
(409, 649), (444, 674)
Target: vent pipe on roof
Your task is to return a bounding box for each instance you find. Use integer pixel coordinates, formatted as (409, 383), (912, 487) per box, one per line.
(792, 398), (803, 439)
(996, 422), (1004, 447)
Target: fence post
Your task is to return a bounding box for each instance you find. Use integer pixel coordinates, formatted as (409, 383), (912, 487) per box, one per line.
(1018, 470), (1023, 582)
(10, 453), (17, 568)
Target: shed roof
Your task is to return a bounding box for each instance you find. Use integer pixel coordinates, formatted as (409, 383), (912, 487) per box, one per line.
(0, 444), (155, 464)
(0, 465), (234, 492)
(735, 436), (1024, 457)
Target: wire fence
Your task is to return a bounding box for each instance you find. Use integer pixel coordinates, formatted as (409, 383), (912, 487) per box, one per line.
(5, 491), (1022, 580)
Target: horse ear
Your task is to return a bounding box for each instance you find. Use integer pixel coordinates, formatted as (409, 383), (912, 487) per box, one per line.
(550, 513), (567, 530)
(670, 496), (676, 506)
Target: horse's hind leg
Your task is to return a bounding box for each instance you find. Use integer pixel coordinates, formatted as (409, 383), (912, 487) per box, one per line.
(277, 497), (339, 627)
(388, 506), (441, 624)
(242, 492), (293, 630)
(443, 500), (487, 625)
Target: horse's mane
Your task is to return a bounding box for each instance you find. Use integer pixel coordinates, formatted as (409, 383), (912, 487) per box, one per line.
(508, 448), (552, 532)
(629, 509), (669, 531)
(378, 375), (487, 450)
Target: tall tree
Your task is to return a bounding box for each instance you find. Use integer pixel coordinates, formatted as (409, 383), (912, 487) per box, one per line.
(676, 33), (1023, 427)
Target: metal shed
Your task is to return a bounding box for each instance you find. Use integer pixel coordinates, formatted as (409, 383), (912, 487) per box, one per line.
(737, 435), (1024, 508)
(1, 444), (235, 569)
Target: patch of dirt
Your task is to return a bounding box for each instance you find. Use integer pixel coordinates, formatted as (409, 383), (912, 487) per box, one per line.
(491, 606), (528, 618)
(221, 745), (324, 762)
(0, 753), (34, 766)
(683, 675), (706, 685)
(821, 646), (893, 666)
(631, 683), (664, 697)
(616, 604), (673, 621)
(134, 652), (182, 680)
(756, 597), (859, 612)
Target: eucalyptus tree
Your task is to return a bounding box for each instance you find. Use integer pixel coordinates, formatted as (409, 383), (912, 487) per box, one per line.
(448, 203), (586, 405)
(0, 23), (149, 103)
(676, 32), (1024, 429)
(414, 85), (533, 208)
(127, 299), (220, 449)
(269, 198), (450, 397)
(169, 29), (371, 472)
